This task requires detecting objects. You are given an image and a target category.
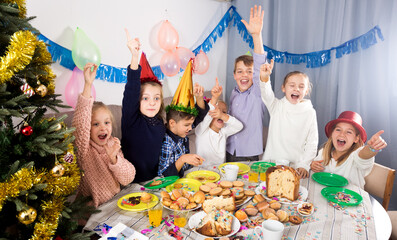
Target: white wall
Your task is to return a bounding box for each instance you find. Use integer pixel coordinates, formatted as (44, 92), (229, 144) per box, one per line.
(26, 0), (231, 108)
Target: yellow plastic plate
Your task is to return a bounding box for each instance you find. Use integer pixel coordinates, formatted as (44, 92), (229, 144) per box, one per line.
(165, 178), (203, 192)
(186, 170), (220, 183)
(117, 192), (159, 211)
(218, 162), (250, 175)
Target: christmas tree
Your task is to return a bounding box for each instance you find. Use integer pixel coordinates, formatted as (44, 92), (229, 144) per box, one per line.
(0, 1), (95, 239)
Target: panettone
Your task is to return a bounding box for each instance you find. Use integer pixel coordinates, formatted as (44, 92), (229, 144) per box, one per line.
(266, 165), (300, 201)
(196, 209), (233, 237)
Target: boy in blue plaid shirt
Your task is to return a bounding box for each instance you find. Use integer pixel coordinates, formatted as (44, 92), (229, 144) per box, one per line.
(158, 61), (209, 177)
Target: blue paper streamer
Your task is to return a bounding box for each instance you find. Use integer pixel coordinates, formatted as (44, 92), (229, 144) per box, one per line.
(38, 6), (384, 83)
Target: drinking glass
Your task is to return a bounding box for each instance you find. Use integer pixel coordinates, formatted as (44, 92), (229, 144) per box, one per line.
(174, 210), (188, 228)
(148, 203), (163, 227)
(248, 165), (259, 183)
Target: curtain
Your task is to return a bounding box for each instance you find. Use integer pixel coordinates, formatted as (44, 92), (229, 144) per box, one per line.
(226, 0), (397, 210)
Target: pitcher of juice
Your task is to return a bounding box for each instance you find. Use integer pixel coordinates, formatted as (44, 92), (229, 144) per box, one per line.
(148, 203), (163, 227)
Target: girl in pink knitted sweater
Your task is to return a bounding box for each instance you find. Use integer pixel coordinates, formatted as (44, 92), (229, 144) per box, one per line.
(73, 63), (136, 207)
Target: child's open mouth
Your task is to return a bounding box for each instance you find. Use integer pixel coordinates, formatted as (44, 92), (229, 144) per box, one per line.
(337, 139), (346, 146)
(291, 94), (300, 100)
(98, 134), (107, 140)
(217, 119), (224, 124)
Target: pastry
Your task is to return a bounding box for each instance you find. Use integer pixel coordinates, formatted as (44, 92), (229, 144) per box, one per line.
(231, 188), (245, 200)
(267, 212), (279, 221)
(199, 185), (211, 193)
(219, 181), (233, 189)
(208, 176), (216, 180)
(176, 197), (189, 208)
(232, 180), (244, 187)
(244, 207), (259, 216)
(186, 202), (197, 210)
(162, 197), (172, 207)
(244, 190), (255, 197)
(221, 189), (231, 196)
(253, 194), (265, 203)
(289, 215), (303, 224)
(150, 179), (162, 186)
(269, 200), (281, 210)
(298, 202), (314, 215)
(196, 209), (233, 237)
(171, 189), (182, 200)
(170, 203), (180, 210)
(266, 165), (300, 201)
(256, 201), (269, 212)
(140, 192), (152, 203)
(261, 207), (276, 219)
(202, 196), (236, 213)
(235, 210), (248, 222)
(160, 191), (170, 199)
(205, 182), (218, 189)
(174, 183), (183, 189)
(276, 210), (289, 222)
(209, 187), (223, 196)
(193, 191), (205, 204)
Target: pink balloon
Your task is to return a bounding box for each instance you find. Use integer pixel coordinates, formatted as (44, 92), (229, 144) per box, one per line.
(176, 47), (194, 70)
(157, 20), (179, 51)
(193, 50), (210, 75)
(160, 51), (181, 77)
(65, 67), (96, 109)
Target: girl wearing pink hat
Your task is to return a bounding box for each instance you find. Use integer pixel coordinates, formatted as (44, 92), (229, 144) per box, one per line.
(310, 111), (387, 188)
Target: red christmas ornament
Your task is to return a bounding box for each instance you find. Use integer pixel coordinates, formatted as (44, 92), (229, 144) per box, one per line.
(21, 125), (33, 136)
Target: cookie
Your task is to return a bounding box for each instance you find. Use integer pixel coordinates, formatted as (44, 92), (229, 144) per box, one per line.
(244, 189), (255, 197)
(205, 182), (218, 189)
(209, 187), (223, 196)
(289, 215), (303, 224)
(199, 185), (211, 193)
(232, 180), (245, 187)
(219, 180), (233, 189)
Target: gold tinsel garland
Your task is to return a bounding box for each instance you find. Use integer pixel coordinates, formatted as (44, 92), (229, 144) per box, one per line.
(4, 0), (26, 18)
(0, 30), (37, 84)
(30, 197), (64, 240)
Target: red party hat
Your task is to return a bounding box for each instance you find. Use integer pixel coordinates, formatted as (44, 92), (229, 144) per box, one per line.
(139, 52), (162, 86)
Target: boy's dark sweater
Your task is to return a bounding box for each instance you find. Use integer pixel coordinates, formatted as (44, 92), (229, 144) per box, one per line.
(121, 66), (166, 183)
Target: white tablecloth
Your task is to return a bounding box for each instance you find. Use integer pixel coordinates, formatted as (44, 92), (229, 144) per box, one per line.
(84, 162), (376, 240)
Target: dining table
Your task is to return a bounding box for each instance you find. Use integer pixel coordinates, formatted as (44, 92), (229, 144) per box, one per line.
(83, 162), (391, 240)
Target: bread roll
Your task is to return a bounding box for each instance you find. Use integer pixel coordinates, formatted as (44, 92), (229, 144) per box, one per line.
(162, 197), (172, 207)
(193, 191), (205, 204)
(253, 194), (265, 203)
(160, 191), (170, 199)
(235, 210), (248, 222)
(256, 201), (269, 212)
(172, 189), (182, 200)
(140, 192), (152, 203)
(269, 201), (281, 210)
(276, 210), (289, 222)
(176, 197), (189, 208)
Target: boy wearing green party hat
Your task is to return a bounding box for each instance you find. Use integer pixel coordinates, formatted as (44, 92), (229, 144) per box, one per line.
(158, 59), (209, 177)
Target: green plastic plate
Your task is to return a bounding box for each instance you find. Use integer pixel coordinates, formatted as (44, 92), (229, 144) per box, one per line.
(312, 172), (349, 187)
(144, 176), (179, 189)
(321, 187), (363, 206)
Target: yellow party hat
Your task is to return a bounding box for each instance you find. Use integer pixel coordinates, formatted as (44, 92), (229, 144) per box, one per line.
(165, 59), (198, 116)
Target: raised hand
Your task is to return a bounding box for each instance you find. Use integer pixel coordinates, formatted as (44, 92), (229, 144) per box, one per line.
(105, 138), (121, 165)
(367, 130), (387, 152)
(125, 28), (141, 56)
(209, 105), (222, 120)
(259, 59), (274, 82)
(82, 63), (98, 97)
(193, 82), (204, 98)
(241, 5), (264, 36)
(83, 63), (98, 86)
(211, 77), (223, 101)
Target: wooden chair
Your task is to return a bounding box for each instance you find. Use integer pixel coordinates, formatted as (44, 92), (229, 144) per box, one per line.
(364, 163), (396, 210)
(387, 211), (397, 240)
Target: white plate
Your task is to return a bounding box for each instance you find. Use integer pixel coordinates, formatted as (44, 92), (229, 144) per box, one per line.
(297, 202), (314, 217)
(254, 181), (308, 204)
(161, 192), (201, 211)
(188, 211), (240, 239)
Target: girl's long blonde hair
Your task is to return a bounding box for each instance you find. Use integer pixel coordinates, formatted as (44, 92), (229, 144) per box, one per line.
(322, 124), (364, 166)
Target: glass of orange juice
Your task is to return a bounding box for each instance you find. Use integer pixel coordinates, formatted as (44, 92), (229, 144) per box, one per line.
(148, 203), (163, 227)
(259, 162), (276, 182)
(174, 210), (188, 228)
(248, 165), (259, 183)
